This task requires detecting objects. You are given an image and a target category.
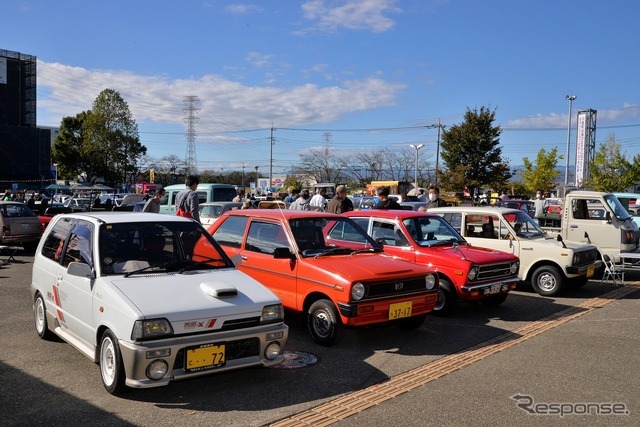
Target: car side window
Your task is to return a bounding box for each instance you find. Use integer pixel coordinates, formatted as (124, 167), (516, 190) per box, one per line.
(440, 213), (462, 234)
(212, 216), (248, 248)
(63, 221), (94, 267)
(41, 218), (74, 263)
(245, 221), (289, 255)
(327, 219), (368, 244)
(371, 221), (397, 246)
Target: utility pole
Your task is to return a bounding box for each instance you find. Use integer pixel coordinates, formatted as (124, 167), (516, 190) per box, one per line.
(564, 95), (577, 187)
(183, 96), (199, 175)
(269, 124), (275, 192)
(435, 119), (445, 186)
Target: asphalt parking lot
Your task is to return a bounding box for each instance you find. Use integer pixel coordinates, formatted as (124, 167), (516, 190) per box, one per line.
(1, 250), (639, 426)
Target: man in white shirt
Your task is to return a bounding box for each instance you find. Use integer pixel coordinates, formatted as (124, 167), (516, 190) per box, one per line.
(309, 188), (327, 211)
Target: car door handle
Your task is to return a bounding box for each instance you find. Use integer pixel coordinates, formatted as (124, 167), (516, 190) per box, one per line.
(241, 256), (248, 261)
(570, 225), (578, 228)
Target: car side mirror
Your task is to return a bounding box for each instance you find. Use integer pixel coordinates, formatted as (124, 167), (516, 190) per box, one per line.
(605, 211), (611, 223)
(67, 262), (94, 279)
(273, 247), (295, 259)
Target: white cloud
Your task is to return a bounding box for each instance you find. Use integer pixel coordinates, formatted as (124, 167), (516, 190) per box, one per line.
(225, 4), (264, 14)
(505, 104), (640, 129)
(36, 61), (404, 130)
(245, 51), (274, 68)
(300, 0), (401, 34)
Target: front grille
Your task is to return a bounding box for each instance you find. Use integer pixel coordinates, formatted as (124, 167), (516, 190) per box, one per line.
(476, 262), (515, 281)
(174, 337), (260, 370)
(221, 316), (261, 331)
(574, 248), (599, 266)
(365, 277), (427, 299)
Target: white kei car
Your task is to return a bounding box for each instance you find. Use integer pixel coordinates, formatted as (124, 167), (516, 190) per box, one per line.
(31, 212), (288, 395)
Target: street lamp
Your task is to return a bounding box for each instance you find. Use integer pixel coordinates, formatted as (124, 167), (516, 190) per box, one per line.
(564, 94), (577, 187)
(409, 144), (425, 192)
(255, 166), (259, 194)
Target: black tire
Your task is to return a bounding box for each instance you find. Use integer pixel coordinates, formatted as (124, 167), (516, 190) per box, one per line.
(398, 314), (427, 330)
(34, 293), (54, 340)
(432, 280), (456, 317)
(531, 265), (564, 296)
(99, 329), (128, 395)
(482, 292), (508, 306)
(307, 299), (344, 346)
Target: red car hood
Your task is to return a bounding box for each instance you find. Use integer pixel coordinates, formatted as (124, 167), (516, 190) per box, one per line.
(301, 253), (429, 281)
(419, 243), (518, 264)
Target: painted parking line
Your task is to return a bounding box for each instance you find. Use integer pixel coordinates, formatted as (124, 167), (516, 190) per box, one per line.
(269, 284), (639, 427)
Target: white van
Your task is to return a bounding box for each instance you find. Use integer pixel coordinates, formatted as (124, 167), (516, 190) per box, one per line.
(160, 183), (237, 215)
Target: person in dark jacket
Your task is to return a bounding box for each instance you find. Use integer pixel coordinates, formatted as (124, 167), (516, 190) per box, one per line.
(373, 186), (402, 210)
(325, 185), (354, 214)
(427, 186), (448, 209)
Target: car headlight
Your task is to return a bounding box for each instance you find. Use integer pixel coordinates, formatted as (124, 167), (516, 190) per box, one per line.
(131, 318), (174, 340)
(351, 282), (366, 300)
(510, 261), (519, 275)
(425, 274), (436, 290)
(468, 267), (479, 281)
(146, 359), (168, 381)
(261, 304), (284, 323)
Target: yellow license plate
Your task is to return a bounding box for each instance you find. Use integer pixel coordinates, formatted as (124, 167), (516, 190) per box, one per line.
(587, 265), (595, 277)
(389, 301), (412, 320)
(186, 344), (226, 372)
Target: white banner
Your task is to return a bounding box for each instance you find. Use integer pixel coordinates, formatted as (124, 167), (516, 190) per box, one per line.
(574, 112), (587, 187)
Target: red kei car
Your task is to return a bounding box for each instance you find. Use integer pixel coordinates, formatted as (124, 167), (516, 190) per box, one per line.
(207, 210), (439, 346)
(344, 210), (520, 315)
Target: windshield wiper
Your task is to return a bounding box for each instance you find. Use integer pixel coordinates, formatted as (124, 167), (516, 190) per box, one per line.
(123, 265), (166, 277)
(314, 247), (357, 257)
(351, 247), (382, 254)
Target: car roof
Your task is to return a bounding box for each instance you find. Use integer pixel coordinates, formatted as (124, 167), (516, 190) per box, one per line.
(200, 201), (243, 206)
(344, 210), (436, 219)
(225, 209), (345, 220)
(427, 206), (524, 215)
(52, 211), (194, 224)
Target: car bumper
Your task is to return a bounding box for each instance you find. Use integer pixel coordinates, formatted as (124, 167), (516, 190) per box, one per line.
(459, 277), (520, 300)
(337, 291), (438, 326)
(118, 323), (288, 389)
(565, 260), (602, 276)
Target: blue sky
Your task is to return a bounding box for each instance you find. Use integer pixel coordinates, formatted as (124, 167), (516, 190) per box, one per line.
(3, 0), (639, 176)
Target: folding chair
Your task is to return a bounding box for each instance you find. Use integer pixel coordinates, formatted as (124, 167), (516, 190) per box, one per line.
(601, 254), (625, 286)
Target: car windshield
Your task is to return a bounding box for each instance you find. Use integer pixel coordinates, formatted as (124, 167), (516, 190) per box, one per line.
(402, 216), (465, 247)
(99, 221), (232, 276)
(294, 217), (380, 257)
(502, 211), (546, 238)
(604, 195), (631, 221)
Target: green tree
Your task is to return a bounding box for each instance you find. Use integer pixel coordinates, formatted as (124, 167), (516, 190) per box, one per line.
(520, 147), (561, 195)
(51, 111), (92, 180)
(439, 107), (511, 194)
(83, 88), (146, 184)
(584, 134), (636, 192)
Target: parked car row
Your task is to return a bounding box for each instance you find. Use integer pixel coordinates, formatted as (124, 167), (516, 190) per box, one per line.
(28, 197), (605, 396)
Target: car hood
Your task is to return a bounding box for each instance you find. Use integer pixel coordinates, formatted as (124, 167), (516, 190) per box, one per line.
(301, 253), (428, 281)
(109, 269), (280, 333)
(421, 244), (518, 264)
